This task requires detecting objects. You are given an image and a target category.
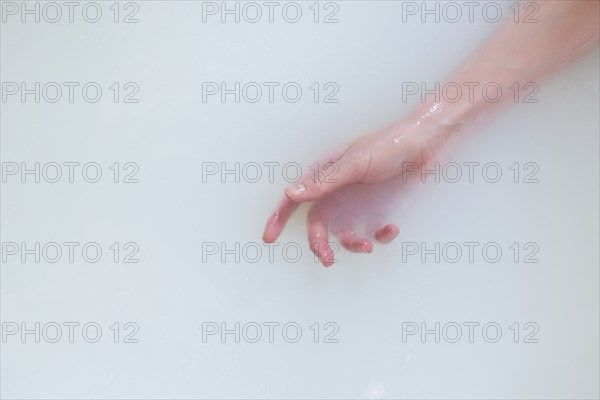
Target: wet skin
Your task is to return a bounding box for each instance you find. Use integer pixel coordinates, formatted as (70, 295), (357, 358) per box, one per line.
(263, 0), (600, 266)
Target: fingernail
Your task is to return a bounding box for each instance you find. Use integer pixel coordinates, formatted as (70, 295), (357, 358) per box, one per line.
(360, 242), (373, 254)
(285, 183), (305, 198)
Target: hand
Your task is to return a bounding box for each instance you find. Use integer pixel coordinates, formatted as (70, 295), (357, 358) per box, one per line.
(263, 117), (448, 266)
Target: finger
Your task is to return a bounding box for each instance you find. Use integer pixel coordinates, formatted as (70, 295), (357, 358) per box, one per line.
(330, 211), (373, 253)
(366, 213), (398, 242)
(262, 198), (300, 243)
(309, 221), (335, 267)
(284, 155), (363, 203)
(337, 231), (373, 253)
(307, 202), (336, 267)
(374, 224), (400, 244)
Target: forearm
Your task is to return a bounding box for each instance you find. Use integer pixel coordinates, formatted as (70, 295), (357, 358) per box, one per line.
(408, 0), (599, 134)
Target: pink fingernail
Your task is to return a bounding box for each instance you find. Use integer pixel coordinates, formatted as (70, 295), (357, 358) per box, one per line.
(360, 242), (373, 253)
(285, 183), (305, 197)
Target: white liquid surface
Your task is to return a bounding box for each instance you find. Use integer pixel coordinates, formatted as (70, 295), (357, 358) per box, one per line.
(1, 1), (599, 398)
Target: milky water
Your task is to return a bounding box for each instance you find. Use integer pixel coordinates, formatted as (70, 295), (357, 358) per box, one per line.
(1, 1), (598, 398)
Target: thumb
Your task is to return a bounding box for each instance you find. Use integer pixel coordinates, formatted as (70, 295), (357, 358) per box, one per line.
(284, 155), (364, 202)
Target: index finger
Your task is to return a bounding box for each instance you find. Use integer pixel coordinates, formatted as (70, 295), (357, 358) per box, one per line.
(262, 197), (300, 243)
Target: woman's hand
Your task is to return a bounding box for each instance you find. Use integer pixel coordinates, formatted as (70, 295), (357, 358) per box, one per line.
(263, 0), (600, 267)
(262, 116), (448, 266)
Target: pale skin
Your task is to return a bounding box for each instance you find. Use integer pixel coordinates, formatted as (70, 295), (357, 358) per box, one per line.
(263, 0), (600, 267)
